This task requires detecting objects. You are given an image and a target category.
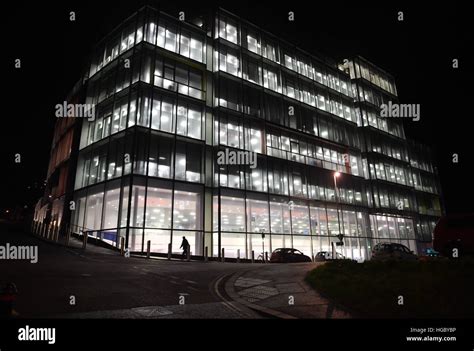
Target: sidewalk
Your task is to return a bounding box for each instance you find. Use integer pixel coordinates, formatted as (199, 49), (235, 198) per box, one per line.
(225, 262), (353, 319)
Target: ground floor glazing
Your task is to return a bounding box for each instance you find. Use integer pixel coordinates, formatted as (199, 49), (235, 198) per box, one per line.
(69, 177), (420, 261)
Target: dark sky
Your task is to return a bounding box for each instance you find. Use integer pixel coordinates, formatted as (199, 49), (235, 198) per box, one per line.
(3, 0), (471, 214)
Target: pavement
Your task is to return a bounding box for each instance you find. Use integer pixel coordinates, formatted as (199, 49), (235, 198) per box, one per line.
(1, 222), (352, 319)
(224, 263), (352, 319)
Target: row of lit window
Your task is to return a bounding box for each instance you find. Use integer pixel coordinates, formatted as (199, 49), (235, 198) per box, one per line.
(348, 59), (397, 96)
(216, 17), (353, 98)
(89, 52), (205, 109)
(81, 92), (205, 150)
(369, 162), (410, 186)
(214, 194), (368, 237)
(372, 185), (414, 211)
(76, 134), (203, 190)
(72, 179), (202, 232)
(214, 117), (364, 177)
(89, 18), (206, 78)
(360, 107), (404, 138)
(215, 157), (369, 206)
(216, 79), (362, 149)
(215, 50), (357, 124)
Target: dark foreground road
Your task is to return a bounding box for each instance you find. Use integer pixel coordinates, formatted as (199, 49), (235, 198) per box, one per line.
(0, 224), (260, 318)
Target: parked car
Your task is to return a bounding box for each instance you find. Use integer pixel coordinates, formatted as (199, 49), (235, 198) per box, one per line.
(371, 243), (418, 261)
(270, 248), (312, 263)
(314, 251), (349, 261)
(433, 214), (474, 258)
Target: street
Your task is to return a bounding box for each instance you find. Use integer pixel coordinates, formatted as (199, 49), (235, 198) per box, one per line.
(0, 224), (347, 319)
(0, 226), (258, 318)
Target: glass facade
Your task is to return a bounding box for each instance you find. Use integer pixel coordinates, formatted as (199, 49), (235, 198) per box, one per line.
(59, 6), (444, 260)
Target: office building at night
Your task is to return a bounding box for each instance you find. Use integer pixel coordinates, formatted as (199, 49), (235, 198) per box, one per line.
(33, 6), (443, 260)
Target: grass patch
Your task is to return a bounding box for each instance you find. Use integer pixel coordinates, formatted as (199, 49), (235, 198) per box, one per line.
(305, 259), (474, 318)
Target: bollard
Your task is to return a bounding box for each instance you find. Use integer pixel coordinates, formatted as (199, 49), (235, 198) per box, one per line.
(251, 250), (255, 263)
(83, 232), (88, 250)
(146, 240), (151, 259)
(120, 236), (125, 255)
(265, 251), (268, 263)
(237, 249), (240, 263)
(204, 246), (208, 262)
(187, 249), (191, 262)
(221, 248), (225, 263)
(167, 243), (172, 260)
(66, 228), (71, 247)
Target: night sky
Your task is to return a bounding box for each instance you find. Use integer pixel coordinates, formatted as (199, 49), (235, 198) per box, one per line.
(3, 0), (471, 215)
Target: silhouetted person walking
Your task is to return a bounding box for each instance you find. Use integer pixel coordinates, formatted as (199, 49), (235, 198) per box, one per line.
(180, 236), (190, 259)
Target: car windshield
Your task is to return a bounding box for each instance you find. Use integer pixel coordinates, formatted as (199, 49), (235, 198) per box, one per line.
(392, 244), (409, 252)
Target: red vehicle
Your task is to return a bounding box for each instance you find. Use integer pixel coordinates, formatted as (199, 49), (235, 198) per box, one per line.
(433, 214), (474, 257)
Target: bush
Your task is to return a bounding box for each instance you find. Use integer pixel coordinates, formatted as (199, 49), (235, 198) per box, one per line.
(305, 259), (474, 318)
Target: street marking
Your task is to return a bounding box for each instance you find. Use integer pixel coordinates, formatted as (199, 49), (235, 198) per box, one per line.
(238, 285), (279, 301)
(234, 277), (271, 288)
(55, 302), (244, 319)
(132, 306), (173, 317)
